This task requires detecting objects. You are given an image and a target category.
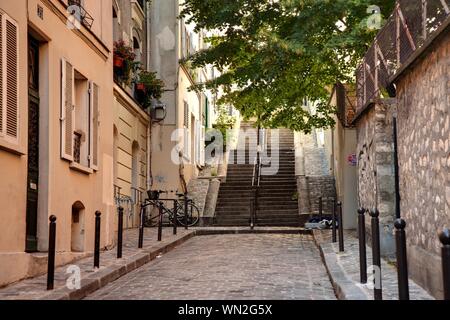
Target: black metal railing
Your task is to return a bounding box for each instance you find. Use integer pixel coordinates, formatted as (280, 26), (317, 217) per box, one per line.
(356, 0), (450, 112)
(250, 153), (261, 229)
(68, 0), (95, 29)
(73, 132), (82, 164)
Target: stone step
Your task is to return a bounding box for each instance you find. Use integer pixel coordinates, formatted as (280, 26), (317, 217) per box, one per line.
(215, 216), (299, 222)
(257, 204), (298, 210)
(214, 220), (301, 227)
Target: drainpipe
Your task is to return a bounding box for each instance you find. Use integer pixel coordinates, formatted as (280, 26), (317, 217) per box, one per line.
(146, 0), (151, 70)
(145, 0), (152, 191)
(393, 116), (401, 219)
(175, 0), (184, 193)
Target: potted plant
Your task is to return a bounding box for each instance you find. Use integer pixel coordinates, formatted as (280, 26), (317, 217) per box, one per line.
(113, 40), (140, 84)
(135, 70), (165, 107)
(135, 82), (146, 92)
(114, 56), (124, 68)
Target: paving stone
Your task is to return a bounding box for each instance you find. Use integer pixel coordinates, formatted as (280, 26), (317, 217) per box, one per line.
(85, 234), (337, 300)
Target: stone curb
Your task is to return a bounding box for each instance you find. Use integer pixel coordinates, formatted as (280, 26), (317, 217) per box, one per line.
(38, 231), (196, 300)
(318, 244), (369, 300)
(312, 230), (369, 300)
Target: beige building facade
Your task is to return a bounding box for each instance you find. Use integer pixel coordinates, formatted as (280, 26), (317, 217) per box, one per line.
(0, 0), (114, 287)
(325, 84), (358, 230)
(112, 0), (150, 228)
(149, 0), (207, 194)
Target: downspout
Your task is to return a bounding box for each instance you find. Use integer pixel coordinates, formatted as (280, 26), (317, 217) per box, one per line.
(146, 0), (151, 70)
(146, 0), (151, 191)
(393, 116), (401, 219)
(175, 1), (186, 194)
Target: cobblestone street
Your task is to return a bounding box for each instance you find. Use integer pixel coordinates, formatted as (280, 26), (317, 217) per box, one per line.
(85, 234), (336, 300)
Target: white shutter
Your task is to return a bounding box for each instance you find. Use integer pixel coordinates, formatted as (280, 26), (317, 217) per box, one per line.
(89, 81), (99, 170)
(195, 120), (200, 164)
(200, 125), (205, 166)
(0, 14), (19, 144)
(61, 58), (75, 161)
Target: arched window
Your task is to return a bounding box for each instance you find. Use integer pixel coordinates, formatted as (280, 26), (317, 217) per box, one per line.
(133, 36), (141, 64)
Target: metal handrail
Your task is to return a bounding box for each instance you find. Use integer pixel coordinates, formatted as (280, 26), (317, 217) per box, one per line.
(250, 152), (262, 229)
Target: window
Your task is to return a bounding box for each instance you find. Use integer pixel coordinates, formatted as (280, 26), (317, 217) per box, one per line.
(183, 101), (190, 160)
(61, 58), (99, 170)
(0, 12), (19, 145)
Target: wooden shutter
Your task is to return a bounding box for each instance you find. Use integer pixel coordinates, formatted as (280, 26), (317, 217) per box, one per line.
(0, 12), (3, 137)
(61, 58), (75, 161)
(0, 14), (19, 143)
(89, 81), (99, 170)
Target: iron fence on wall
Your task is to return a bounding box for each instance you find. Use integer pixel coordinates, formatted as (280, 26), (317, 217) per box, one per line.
(356, 0), (450, 113)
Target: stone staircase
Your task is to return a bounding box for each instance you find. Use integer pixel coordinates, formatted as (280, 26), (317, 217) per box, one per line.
(214, 123), (300, 226)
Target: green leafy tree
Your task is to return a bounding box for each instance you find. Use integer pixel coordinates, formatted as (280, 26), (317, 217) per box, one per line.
(180, 0), (395, 133)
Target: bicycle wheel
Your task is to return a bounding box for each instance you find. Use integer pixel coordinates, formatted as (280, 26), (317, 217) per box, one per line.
(143, 211), (158, 227)
(177, 202), (200, 227)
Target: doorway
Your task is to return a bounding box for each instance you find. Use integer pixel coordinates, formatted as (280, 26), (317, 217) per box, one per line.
(71, 201), (86, 252)
(25, 35), (40, 252)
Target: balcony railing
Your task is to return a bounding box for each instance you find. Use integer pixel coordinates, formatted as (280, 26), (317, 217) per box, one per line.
(356, 0), (450, 113)
(68, 0), (94, 29)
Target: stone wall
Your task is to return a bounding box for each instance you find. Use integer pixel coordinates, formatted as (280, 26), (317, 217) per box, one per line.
(356, 99), (397, 258)
(295, 130), (336, 222)
(297, 176), (336, 216)
(187, 178), (211, 218)
(395, 29), (450, 299)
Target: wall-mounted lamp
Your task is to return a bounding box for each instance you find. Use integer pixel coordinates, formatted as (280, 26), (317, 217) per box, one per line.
(151, 100), (167, 123)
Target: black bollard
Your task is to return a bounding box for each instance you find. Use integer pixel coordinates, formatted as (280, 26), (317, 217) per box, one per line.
(395, 218), (409, 300)
(117, 207), (124, 259)
(158, 203), (163, 242)
(173, 200), (178, 235)
(318, 196), (323, 220)
(370, 209), (383, 300)
(47, 215), (57, 290)
(439, 228), (450, 300)
(184, 195), (188, 230)
(332, 198), (337, 243)
(250, 197), (255, 230)
(94, 211), (101, 269)
(138, 206), (145, 249)
(358, 208), (367, 284)
(337, 201), (344, 252)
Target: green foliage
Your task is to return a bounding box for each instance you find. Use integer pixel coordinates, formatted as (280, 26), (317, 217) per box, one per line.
(207, 105), (237, 149)
(213, 105), (236, 145)
(136, 70), (165, 103)
(180, 0), (396, 133)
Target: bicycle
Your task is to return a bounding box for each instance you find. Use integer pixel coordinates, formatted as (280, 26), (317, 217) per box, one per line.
(143, 190), (200, 228)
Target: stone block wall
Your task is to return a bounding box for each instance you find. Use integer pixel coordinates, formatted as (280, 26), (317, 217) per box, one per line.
(295, 129), (336, 223)
(356, 99), (397, 258)
(187, 178), (210, 217)
(395, 30), (450, 299)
